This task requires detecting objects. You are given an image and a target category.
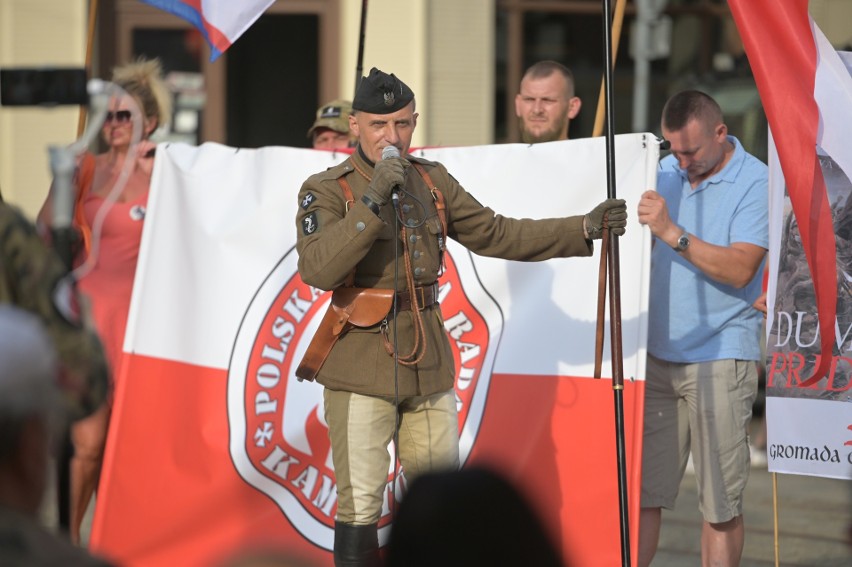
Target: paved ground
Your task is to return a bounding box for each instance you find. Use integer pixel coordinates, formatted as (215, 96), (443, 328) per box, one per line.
(49, 417), (852, 566)
(651, 461), (852, 566)
(70, 460), (852, 567)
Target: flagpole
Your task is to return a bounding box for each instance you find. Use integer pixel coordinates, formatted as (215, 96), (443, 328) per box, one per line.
(57, 0), (101, 532)
(593, 0), (626, 373)
(772, 473), (780, 567)
(600, 0), (631, 565)
(592, 0), (627, 138)
(354, 0), (369, 96)
(76, 0), (99, 137)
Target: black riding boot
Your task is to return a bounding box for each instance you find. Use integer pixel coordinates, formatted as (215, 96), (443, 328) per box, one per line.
(333, 521), (380, 567)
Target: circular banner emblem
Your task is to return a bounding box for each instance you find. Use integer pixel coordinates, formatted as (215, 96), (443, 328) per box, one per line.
(228, 244), (502, 549)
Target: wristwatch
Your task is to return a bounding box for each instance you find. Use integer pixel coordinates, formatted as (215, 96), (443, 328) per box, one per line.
(675, 231), (690, 252)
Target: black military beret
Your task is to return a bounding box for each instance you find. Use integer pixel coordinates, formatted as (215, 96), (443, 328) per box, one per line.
(352, 67), (414, 114)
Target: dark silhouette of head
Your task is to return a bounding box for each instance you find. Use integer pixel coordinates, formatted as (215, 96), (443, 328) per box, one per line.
(386, 465), (564, 567)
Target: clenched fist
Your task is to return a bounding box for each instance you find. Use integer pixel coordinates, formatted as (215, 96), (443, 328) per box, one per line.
(584, 198), (628, 239)
(364, 156), (409, 207)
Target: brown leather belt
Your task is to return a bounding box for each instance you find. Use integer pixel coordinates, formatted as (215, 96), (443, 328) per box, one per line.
(395, 283), (439, 311)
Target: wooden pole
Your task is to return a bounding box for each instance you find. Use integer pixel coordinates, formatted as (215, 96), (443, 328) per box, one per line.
(592, 0), (628, 373)
(76, 0), (100, 138)
(592, 0), (627, 138)
(60, 0), (100, 533)
(773, 473), (780, 567)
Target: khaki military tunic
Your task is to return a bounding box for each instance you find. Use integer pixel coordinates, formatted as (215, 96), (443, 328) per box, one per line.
(296, 148), (592, 398)
(0, 203), (108, 421)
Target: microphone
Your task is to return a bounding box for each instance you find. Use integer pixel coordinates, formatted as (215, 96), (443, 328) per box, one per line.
(382, 144), (400, 160)
(382, 145), (403, 207)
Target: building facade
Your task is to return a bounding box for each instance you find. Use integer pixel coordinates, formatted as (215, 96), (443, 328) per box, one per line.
(1, 0), (850, 218)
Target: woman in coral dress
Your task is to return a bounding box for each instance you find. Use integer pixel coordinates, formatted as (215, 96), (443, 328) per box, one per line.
(39, 58), (171, 544)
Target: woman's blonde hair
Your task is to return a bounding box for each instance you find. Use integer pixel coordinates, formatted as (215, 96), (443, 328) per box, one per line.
(111, 58), (172, 131)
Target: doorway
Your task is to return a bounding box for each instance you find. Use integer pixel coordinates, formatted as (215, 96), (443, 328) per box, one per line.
(104, 0), (339, 147)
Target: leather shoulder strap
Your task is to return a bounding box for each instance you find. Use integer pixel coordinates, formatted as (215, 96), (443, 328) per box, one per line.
(336, 175), (356, 212)
(335, 173), (357, 286)
(411, 162), (448, 256)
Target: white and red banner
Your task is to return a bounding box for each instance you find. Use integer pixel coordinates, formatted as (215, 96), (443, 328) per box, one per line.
(139, 0), (274, 61)
(90, 136), (658, 566)
(731, 0), (852, 479)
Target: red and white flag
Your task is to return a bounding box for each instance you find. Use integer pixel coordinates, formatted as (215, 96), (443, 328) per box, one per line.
(729, 0), (839, 385)
(140, 0), (274, 61)
(730, 1), (852, 479)
(89, 137), (658, 566)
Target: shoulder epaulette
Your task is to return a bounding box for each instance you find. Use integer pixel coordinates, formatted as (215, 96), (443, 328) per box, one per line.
(407, 154), (440, 168)
(313, 157), (356, 181)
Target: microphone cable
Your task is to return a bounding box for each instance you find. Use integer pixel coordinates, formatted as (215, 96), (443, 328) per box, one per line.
(391, 187), (427, 230)
(383, 144), (427, 230)
(382, 146), (429, 521)
(390, 189), (402, 522)
(388, 181), (427, 523)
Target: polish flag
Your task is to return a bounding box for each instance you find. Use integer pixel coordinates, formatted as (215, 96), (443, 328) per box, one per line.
(88, 137), (658, 566)
(729, 0), (845, 385)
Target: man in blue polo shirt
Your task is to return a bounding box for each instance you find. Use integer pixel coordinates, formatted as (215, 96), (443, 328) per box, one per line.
(636, 90), (768, 567)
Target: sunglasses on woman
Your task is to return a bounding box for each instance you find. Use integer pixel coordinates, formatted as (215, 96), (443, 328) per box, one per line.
(105, 110), (133, 124)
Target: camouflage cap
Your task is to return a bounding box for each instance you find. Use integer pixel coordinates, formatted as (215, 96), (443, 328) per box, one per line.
(308, 99), (352, 138)
(352, 67), (414, 114)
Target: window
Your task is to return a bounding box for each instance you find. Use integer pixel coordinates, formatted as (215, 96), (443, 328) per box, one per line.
(102, 0), (339, 147)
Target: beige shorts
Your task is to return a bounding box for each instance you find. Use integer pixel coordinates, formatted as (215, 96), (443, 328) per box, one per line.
(640, 355), (758, 523)
(324, 388), (460, 524)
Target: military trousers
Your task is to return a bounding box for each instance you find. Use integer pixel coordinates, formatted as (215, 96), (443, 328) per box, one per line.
(324, 388), (460, 524)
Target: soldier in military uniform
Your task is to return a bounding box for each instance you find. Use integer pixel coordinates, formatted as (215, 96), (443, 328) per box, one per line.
(295, 67), (627, 567)
(309, 99), (355, 150)
(0, 201), (108, 423)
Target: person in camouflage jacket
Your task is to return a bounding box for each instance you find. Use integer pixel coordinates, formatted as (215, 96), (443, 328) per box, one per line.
(0, 201), (108, 422)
